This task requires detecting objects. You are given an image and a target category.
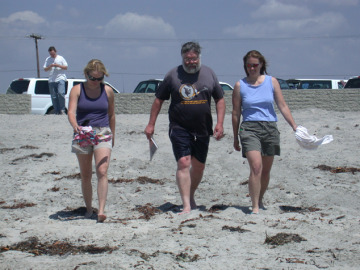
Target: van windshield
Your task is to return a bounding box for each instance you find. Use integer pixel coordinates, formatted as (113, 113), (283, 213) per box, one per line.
(7, 80), (30, 94)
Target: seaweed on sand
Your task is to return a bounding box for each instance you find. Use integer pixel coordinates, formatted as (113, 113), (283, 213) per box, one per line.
(0, 237), (118, 256)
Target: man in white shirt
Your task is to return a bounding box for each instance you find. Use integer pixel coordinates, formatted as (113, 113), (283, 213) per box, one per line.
(43, 46), (68, 115)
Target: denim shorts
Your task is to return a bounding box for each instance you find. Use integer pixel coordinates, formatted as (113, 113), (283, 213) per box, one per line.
(169, 128), (210, 164)
(71, 127), (112, 154)
(239, 121), (280, 158)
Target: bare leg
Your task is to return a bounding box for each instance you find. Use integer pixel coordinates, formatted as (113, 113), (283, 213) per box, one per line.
(77, 153), (94, 217)
(189, 157), (205, 209)
(176, 155), (192, 214)
(176, 156), (205, 214)
(259, 156), (274, 209)
(94, 147), (111, 221)
(246, 151), (263, 214)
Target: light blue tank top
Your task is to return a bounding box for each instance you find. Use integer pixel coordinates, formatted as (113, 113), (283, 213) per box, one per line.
(240, 75), (277, 122)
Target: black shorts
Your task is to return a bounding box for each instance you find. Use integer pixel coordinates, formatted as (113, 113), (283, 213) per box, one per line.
(169, 128), (210, 164)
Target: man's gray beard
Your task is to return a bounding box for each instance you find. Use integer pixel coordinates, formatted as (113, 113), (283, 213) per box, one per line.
(182, 59), (201, 74)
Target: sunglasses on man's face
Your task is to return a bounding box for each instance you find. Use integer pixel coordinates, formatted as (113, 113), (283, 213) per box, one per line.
(87, 73), (104, 81)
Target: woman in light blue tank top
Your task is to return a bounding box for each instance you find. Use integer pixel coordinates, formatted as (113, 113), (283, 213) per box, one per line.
(232, 50), (297, 214)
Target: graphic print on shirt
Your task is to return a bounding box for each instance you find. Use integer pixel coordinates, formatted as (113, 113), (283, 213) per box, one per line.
(178, 83), (209, 105)
(179, 84), (197, 100)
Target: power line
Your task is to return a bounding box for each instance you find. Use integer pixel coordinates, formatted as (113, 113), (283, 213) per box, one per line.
(1, 34), (360, 42)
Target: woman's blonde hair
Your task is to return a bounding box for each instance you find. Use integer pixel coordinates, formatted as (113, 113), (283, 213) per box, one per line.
(83, 59), (109, 77)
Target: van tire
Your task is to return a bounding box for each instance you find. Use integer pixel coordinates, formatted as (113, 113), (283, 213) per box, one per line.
(47, 108), (55, 115)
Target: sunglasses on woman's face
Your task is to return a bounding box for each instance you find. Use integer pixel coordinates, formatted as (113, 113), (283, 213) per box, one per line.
(246, 63), (260, 68)
(87, 73), (104, 81)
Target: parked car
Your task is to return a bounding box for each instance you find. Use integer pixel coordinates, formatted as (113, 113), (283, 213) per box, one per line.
(133, 79), (162, 93)
(219, 82), (233, 91)
(286, 79), (346, 90)
(6, 78), (120, 115)
(344, 76), (360, 88)
(133, 79), (233, 93)
(276, 78), (290, 89)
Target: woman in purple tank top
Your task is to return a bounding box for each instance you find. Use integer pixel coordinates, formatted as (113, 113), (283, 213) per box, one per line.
(232, 50), (297, 214)
(68, 59), (115, 222)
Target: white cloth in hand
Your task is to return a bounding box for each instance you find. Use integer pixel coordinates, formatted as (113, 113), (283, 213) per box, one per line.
(295, 125), (333, 150)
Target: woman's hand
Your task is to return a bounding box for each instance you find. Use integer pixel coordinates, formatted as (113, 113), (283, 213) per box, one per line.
(233, 136), (241, 151)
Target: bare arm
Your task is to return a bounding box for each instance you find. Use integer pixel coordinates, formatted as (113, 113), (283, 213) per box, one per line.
(272, 77), (297, 131)
(232, 81), (242, 151)
(67, 84), (81, 133)
(44, 63), (67, 71)
(213, 97), (225, 140)
(144, 97), (164, 140)
(44, 65), (52, 72)
(43, 58), (68, 72)
(54, 63), (68, 70)
(105, 86), (116, 147)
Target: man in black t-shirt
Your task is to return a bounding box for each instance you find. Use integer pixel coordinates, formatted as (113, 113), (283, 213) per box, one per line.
(145, 41), (226, 214)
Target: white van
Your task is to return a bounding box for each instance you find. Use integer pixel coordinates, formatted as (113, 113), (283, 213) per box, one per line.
(6, 78), (120, 115)
(286, 79), (347, 90)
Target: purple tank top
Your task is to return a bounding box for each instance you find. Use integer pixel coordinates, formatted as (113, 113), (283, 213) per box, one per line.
(76, 83), (109, 127)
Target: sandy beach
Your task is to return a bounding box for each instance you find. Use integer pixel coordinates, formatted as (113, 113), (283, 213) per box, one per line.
(0, 109), (359, 269)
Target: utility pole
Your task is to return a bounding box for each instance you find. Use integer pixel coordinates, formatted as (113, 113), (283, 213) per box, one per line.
(29, 34), (43, 78)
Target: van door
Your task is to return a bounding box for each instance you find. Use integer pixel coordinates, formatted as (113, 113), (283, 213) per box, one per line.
(65, 80), (83, 109)
(32, 80), (53, 114)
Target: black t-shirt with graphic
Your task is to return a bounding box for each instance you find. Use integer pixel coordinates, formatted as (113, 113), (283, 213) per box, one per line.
(156, 65), (224, 136)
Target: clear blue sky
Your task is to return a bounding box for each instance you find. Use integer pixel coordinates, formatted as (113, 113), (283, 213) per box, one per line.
(0, 0), (359, 93)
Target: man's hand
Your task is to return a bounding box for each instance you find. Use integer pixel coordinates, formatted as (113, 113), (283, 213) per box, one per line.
(144, 124), (154, 140)
(213, 123), (224, 140)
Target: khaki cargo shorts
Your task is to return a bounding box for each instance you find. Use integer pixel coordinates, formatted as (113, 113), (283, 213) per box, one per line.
(239, 121), (280, 158)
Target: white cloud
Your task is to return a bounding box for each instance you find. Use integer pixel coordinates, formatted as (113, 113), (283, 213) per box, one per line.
(252, 0), (311, 19)
(277, 12), (347, 34)
(224, 11), (346, 37)
(0, 11), (45, 24)
(104, 12), (176, 38)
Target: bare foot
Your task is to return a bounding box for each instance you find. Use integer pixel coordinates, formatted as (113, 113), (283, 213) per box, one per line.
(178, 209), (191, 215)
(178, 206), (191, 215)
(97, 214), (107, 222)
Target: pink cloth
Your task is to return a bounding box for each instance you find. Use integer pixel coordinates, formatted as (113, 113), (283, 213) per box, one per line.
(74, 126), (112, 147)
